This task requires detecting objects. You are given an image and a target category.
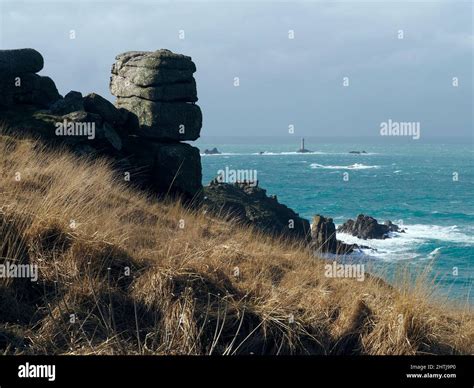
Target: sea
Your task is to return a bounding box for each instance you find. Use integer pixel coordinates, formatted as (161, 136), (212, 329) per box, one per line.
(196, 137), (473, 305)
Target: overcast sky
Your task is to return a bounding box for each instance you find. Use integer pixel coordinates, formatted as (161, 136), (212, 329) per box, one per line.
(0, 0), (472, 138)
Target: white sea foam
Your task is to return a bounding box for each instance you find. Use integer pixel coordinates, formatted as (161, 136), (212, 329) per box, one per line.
(200, 152), (245, 156)
(310, 163), (380, 170)
(337, 224), (474, 261)
(201, 151), (379, 156)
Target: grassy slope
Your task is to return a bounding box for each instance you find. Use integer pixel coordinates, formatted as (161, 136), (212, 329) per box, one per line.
(0, 133), (472, 355)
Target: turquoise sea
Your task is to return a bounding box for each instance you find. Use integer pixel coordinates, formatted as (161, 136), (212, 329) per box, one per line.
(196, 138), (473, 304)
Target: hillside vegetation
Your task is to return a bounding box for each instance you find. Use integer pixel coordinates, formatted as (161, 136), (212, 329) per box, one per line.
(0, 132), (472, 355)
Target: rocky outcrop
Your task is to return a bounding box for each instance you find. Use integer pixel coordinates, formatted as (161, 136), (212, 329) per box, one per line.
(203, 147), (221, 155)
(0, 49), (60, 108)
(50, 90), (84, 115)
(202, 179), (310, 240)
(310, 215), (356, 254)
(109, 49), (203, 199)
(337, 214), (403, 240)
(111, 50), (202, 141)
(0, 48), (203, 200)
(124, 138), (202, 198)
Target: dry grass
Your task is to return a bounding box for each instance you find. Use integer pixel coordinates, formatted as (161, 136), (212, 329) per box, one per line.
(0, 133), (472, 355)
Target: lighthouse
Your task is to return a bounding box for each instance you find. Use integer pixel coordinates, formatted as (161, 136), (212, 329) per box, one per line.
(297, 137), (312, 153)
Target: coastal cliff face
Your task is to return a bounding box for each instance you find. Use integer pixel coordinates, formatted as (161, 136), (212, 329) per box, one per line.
(0, 48), (202, 199)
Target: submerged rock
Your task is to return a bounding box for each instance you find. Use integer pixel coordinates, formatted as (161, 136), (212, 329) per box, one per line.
(337, 214), (403, 240)
(203, 147), (221, 155)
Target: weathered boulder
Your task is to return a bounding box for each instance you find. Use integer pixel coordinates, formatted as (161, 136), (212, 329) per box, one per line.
(112, 50), (196, 73)
(112, 65), (195, 87)
(110, 49), (202, 141)
(0, 49), (60, 108)
(310, 215), (355, 254)
(50, 91), (84, 115)
(116, 97), (202, 140)
(0, 73), (60, 108)
(60, 110), (103, 127)
(83, 93), (128, 128)
(110, 75), (197, 102)
(124, 138), (202, 198)
(0, 48), (44, 74)
(202, 180), (310, 240)
(337, 214), (402, 240)
(56, 110), (123, 151)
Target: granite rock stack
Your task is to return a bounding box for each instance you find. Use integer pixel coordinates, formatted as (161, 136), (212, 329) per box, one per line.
(110, 49), (203, 198)
(110, 50), (202, 141)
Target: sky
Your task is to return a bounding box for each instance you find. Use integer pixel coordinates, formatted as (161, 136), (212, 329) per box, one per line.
(0, 0), (472, 139)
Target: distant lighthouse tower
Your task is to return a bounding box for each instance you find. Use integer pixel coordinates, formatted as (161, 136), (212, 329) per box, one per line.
(297, 137), (311, 153)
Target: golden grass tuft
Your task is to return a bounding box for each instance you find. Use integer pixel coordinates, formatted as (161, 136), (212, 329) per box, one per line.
(0, 133), (472, 355)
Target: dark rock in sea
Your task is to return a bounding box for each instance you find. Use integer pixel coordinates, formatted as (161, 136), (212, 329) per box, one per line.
(310, 215), (357, 254)
(203, 147), (221, 155)
(337, 214), (402, 240)
(0, 48), (44, 74)
(50, 91), (84, 115)
(202, 179), (310, 240)
(384, 220), (404, 233)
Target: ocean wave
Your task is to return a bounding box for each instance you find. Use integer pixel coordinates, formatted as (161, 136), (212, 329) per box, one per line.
(337, 223), (474, 261)
(258, 151), (319, 155)
(310, 163), (380, 170)
(200, 152), (245, 156)
(201, 151), (379, 156)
